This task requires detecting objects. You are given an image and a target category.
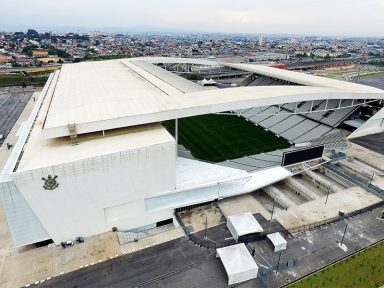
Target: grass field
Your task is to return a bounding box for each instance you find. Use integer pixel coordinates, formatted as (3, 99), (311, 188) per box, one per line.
(289, 241), (384, 288)
(162, 114), (291, 162)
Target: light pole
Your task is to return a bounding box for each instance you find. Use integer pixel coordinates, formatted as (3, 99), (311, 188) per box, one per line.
(369, 172), (374, 186)
(276, 251), (282, 275)
(269, 199), (275, 233)
(204, 216), (208, 239)
(325, 186), (331, 204)
(340, 224), (348, 246)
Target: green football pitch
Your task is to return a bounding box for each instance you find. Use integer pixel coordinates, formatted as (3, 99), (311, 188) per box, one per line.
(162, 114), (291, 163)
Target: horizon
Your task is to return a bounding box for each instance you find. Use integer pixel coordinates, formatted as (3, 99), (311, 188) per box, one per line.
(1, 0), (384, 38)
(1, 25), (383, 39)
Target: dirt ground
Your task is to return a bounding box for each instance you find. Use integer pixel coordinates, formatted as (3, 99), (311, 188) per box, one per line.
(178, 204), (223, 232)
(219, 193), (271, 220)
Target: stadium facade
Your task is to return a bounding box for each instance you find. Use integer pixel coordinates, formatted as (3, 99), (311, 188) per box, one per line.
(1, 57), (384, 246)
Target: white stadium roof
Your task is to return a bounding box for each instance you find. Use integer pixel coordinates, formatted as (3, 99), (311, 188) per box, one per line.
(8, 56), (384, 171)
(40, 57), (384, 138)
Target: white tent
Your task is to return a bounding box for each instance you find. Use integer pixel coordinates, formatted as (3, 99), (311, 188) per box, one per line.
(216, 243), (259, 285)
(267, 232), (287, 252)
(227, 212), (263, 242)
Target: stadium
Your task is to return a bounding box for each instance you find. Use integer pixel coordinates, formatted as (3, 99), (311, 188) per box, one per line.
(1, 57), (384, 247)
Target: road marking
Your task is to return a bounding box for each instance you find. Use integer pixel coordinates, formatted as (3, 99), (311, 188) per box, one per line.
(254, 249), (271, 266)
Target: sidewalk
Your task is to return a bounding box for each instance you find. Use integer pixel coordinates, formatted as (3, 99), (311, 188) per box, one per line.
(0, 228), (185, 288)
(0, 92), (38, 170)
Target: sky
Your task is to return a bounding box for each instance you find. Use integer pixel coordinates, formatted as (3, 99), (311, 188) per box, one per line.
(1, 0), (384, 37)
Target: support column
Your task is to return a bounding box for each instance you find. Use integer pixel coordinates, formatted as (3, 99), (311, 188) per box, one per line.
(175, 118), (178, 159)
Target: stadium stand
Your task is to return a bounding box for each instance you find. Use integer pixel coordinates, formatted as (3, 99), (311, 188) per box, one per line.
(236, 106), (338, 144)
(294, 124), (333, 143)
(218, 147), (295, 172)
(244, 74), (299, 87)
(280, 119), (320, 141)
(230, 73), (365, 145)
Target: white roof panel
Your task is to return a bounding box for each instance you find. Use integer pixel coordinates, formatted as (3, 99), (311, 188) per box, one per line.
(39, 57), (384, 139)
(15, 74), (174, 172)
(227, 212), (263, 236)
(267, 232), (287, 246)
(217, 243), (259, 283)
(222, 62), (383, 93)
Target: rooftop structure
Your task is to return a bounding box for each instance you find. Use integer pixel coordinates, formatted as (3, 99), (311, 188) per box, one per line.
(267, 232), (287, 252)
(227, 212), (264, 242)
(216, 243), (259, 285)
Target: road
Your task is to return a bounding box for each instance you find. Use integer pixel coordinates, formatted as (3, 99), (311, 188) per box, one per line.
(351, 133), (384, 156)
(0, 91), (32, 145)
(357, 73), (384, 90)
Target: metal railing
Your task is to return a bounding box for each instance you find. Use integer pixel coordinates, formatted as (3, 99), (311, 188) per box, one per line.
(323, 162), (384, 198)
(311, 131), (351, 150)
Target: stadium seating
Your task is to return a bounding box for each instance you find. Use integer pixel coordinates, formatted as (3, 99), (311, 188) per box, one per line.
(280, 119), (320, 141)
(269, 115), (306, 135)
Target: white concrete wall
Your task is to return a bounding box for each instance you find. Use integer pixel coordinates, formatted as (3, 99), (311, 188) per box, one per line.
(11, 141), (176, 244)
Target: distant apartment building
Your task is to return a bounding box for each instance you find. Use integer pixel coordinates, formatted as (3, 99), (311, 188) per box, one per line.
(309, 50), (342, 58)
(0, 53), (12, 63)
(32, 50), (49, 58)
(15, 57), (34, 64)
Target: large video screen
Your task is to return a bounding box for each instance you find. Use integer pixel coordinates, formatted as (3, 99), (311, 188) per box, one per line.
(281, 145), (324, 166)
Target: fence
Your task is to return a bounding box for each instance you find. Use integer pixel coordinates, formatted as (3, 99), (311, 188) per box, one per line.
(176, 198), (384, 246)
(175, 210), (289, 249)
(175, 201), (214, 213)
(288, 200), (384, 234)
(258, 259), (297, 277)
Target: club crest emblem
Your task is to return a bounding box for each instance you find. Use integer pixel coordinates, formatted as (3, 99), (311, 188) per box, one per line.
(42, 175), (59, 190)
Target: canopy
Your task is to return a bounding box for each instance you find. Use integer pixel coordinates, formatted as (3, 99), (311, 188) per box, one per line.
(267, 232), (287, 252)
(216, 243), (259, 285)
(227, 212), (263, 241)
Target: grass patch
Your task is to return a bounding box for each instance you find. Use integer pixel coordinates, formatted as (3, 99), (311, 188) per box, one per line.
(0, 72), (49, 86)
(162, 114), (291, 162)
(23, 67), (59, 76)
(352, 71), (384, 79)
(289, 241), (384, 288)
